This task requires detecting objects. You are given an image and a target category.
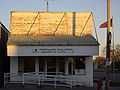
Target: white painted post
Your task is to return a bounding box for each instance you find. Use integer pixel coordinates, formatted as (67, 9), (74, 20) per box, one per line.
(54, 75), (56, 88)
(71, 62), (73, 88)
(45, 60), (47, 75)
(56, 60), (59, 75)
(10, 57), (18, 74)
(22, 73), (24, 87)
(35, 57), (39, 74)
(71, 74), (73, 88)
(90, 57), (93, 87)
(86, 57), (93, 87)
(65, 59), (68, 75)
(35, 57), (40, 86)
(71, 62), (73, 75)
(38, 73), (40, 87)
(10, 57), (18, 81)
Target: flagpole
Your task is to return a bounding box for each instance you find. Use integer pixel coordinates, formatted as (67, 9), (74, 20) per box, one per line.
(111, 16), (116, 82)
(105, 0), (111, 90)
(46, 0), (48, 12)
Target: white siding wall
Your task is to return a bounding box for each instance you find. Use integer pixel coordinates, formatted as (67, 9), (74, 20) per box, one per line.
(10, 56), (18, 81)
(10, 57), (18, 74)
(86, 56), (93, 87)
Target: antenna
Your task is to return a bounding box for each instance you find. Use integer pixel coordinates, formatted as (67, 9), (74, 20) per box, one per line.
(44, 0), (48, 12)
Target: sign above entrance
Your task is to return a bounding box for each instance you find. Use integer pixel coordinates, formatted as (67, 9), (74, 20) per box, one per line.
(32, 48), (73, 54)
(7, 45), (99, 56)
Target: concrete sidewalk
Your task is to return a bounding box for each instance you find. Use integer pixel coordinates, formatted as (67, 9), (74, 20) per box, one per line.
(1, 86), (120, 90)
(0, 84), (96, 90)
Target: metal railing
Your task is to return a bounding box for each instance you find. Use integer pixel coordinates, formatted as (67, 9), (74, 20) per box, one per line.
(4, 72), (80, 88)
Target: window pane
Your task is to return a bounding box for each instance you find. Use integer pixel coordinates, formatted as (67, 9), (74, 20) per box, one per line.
(75, 57), (85, 69)
(18, 57), (35, 73)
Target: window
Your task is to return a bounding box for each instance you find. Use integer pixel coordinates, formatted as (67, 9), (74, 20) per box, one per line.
(75, 57), (85, 69)
(18, 57), (24, 73)
(58, 57), (65, 74)
(47, 57), (56, 74)
(18, 57), (35, 73)
(39, 57), (44, 72)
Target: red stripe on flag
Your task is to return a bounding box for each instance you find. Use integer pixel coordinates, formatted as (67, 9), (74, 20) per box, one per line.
(99, 18), (112, 28)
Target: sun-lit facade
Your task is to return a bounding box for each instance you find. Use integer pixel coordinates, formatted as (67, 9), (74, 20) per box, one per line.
(6, 11), (99, 87)
(10, 12), (93, 36)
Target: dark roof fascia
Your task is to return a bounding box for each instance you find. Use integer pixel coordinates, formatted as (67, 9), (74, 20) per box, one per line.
(0, 21), (9, 33)
(7, 43), (99, 46)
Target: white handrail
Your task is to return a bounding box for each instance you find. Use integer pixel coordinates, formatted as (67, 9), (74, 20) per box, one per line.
(4, 72), (77, 88)
(22, 73), (24, 86)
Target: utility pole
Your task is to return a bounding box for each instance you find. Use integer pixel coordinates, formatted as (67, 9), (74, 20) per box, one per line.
(105, 0), (111, 90)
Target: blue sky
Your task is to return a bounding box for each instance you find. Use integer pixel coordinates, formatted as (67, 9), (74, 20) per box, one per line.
(0, 0), (119, 56)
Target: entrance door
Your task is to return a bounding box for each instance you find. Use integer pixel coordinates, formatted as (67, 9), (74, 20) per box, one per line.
(18, 57), (35, 73)
(68, 57), (74, 75)
(68, 62), (72, 74)
(39, 57), (44, 72)
(47, 57), (56, 74)
(24, 58), (35, 72)
(58, 57), (65, 74)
